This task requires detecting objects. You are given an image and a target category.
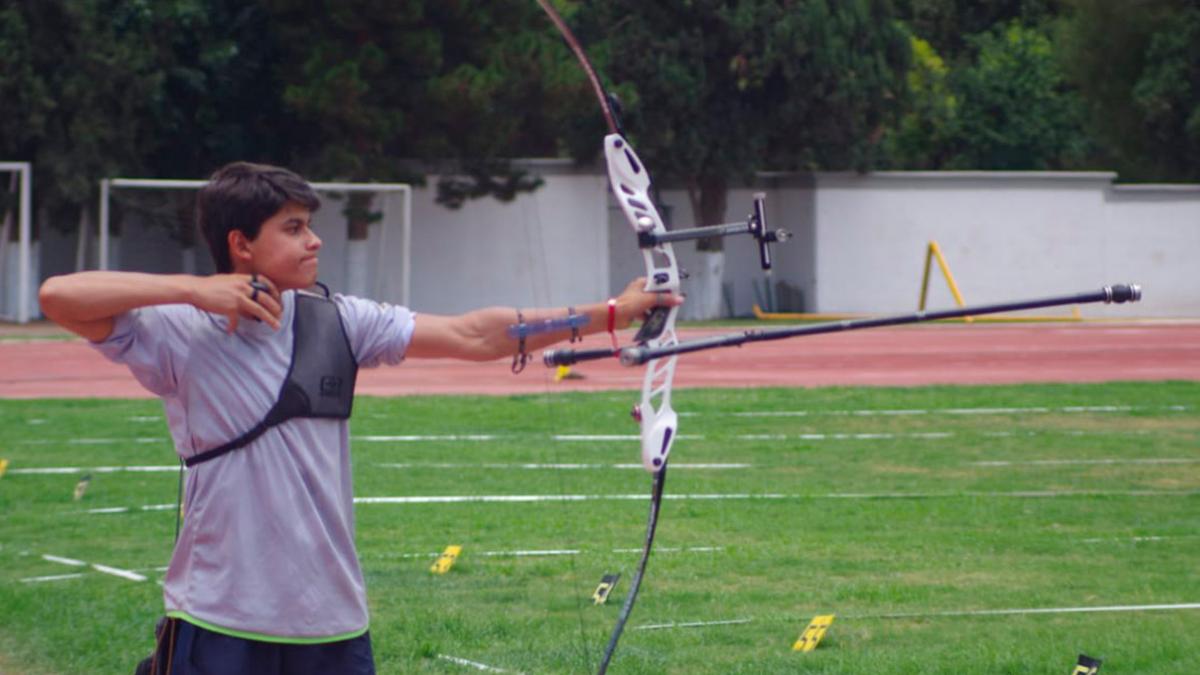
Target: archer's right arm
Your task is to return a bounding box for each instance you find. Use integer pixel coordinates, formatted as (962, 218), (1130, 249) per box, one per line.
(39, 271), (283, 342)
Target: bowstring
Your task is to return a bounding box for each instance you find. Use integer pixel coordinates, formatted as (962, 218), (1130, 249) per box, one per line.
(520, 183), (596, 671)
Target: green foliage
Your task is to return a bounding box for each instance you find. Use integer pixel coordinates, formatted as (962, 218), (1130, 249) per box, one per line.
(947, 22), (1089, 169)
(1, 2), (169, 226)
(570, 0), (909, 244)
(1058, 0), (1200, 181)
(138, 2), (292, 178)
(884, 36), (958, 168)
(1133, 8), (1200, 176)
(267, 0), (587, 207)
(901, 0), (1062, 63)
(885, 21), (1090, 170)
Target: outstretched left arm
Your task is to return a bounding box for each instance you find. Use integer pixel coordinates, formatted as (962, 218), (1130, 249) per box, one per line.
(405, 277), (682, 362)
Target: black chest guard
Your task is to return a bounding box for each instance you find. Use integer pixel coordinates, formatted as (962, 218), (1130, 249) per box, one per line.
(185, 291), (359, 468)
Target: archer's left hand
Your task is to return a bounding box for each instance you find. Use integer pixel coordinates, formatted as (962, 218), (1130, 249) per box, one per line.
(613, 277), (685, 329)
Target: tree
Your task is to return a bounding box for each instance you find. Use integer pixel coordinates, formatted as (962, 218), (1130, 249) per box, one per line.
(567, 0), (909, 317)
(883, 17), (1091, 170)
(1059, 0), (1200, 180)
(0, 5), (51, 234)
(266, 0), (587, 212)
(883, 35), (958, 169)
(119, 2), (295, 256)
(946, 22), (1090, 169)
(900, 0), (1062, 63)
(1131, 7), (1200, 179)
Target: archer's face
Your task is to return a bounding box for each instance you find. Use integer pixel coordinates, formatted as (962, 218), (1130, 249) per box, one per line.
(245, 202), (322, 290)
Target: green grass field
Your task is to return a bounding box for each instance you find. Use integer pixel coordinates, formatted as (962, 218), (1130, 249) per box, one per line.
(1, 381), (1198, 674)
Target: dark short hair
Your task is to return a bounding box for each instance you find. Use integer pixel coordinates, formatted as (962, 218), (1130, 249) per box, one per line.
(196, 162), (321, 273)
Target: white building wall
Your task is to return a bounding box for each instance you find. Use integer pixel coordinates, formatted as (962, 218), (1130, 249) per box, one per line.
(409, 164), (610, 314)
(1100, 186), (1200, 316)
(807, 172), (1199, 317)
(36, 168), (1200, 319)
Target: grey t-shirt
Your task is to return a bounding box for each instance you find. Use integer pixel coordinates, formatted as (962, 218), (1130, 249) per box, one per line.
(92, 290), (414, 641)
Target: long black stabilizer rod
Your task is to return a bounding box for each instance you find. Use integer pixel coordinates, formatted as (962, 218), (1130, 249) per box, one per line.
(617, 283), (1141, 366)
(545, 284), (1141, 368)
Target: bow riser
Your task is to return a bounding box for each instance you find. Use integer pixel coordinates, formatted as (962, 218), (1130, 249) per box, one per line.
(604, 133), (683, 471)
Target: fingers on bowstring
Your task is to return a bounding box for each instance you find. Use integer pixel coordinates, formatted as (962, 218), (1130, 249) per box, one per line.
(242, 294), (282, 331)
(254, 289), (284, 324)
(245, 274), (283, 328)
(254, 274), (283, 304)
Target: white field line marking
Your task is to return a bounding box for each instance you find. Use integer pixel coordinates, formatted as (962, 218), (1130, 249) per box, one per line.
(352, 490), (1198, 505)
(19, 437), (165, 445)
(613, 546), (723, 554)
(720, 404), (1189, 418)
(87, 490), (1200, 514)
(85, 504), (176, 514)
(435, 654), (522, 673)
(21, 573), (85, 583)
(738, 432), (952, 441)
(43, 554), (86, 566)
(974, 458), (1200, 467)
(553, 434), (705, 441)
(862, 602), (1200, 619)
(41, 553), (148, 582)
(1079, 535), (1199, 544)
(377, 462), (750, 470)
(355, 434), (498, 442)
(635, 618), (753, 631)
(11, 465), (179, 475)
(91, 564), (148, 582)
(27, 418), (47, 425)
(375, 545), (722, 560)
(128, 416), (161, 423)
(640, 602), (1200, 629)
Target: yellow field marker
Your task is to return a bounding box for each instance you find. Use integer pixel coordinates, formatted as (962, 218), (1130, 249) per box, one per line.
(555, 365), (585, 382)
(0, 458), (8, 479)
(430, 545), (462, 574)
(73, 473), (92, 501)
(592, 573), (620, 604)
(792, 614), (835, 652)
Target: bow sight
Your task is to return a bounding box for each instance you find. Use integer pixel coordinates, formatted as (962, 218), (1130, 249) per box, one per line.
(634, 192), (791, 272)
(542, 190), (791, 368)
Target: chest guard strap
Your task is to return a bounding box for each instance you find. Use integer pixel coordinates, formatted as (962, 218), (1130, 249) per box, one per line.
(185, 292), (359, 468)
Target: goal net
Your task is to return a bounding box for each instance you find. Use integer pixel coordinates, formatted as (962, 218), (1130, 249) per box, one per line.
(98, 178), (412, 306)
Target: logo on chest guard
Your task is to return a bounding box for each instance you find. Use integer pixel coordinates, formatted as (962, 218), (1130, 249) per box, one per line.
(320, 376), (343, 397)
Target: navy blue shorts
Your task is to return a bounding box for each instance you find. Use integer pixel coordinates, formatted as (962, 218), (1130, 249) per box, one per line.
(145, 618), (375, 675)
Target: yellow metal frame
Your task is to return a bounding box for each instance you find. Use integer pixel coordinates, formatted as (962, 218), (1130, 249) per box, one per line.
(754, 240), (1082, 323)
(918, 240), (969, 317)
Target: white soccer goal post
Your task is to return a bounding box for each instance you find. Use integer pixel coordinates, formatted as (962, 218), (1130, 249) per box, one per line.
(0, 162), (34, 323)
(98, 178), (412, 306)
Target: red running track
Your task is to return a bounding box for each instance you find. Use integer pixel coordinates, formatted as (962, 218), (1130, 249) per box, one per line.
(1, 323), (1198, 399)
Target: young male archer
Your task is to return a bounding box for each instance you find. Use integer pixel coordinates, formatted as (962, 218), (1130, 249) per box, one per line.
(39, 161), (680, 674)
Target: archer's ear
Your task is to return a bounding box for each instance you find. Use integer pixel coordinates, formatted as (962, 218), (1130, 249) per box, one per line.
(227, 230), (252, 266)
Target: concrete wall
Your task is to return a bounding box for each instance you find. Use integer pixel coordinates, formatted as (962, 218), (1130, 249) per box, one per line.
(808, 172), (1200, 317)
(409, 163), (610, 313)
(26, 168), (1200, 320)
